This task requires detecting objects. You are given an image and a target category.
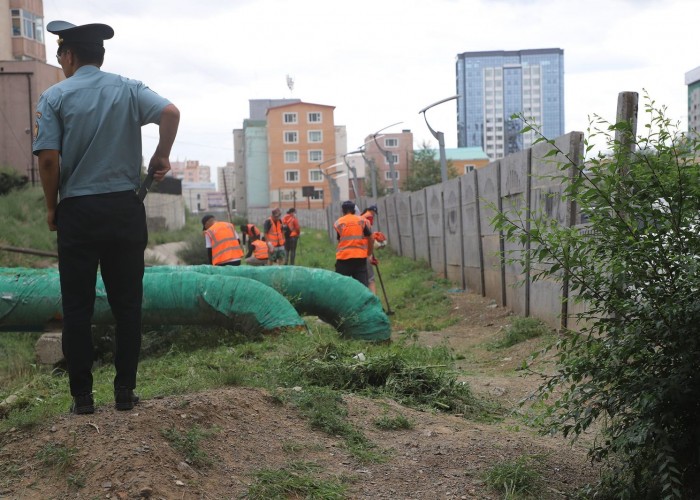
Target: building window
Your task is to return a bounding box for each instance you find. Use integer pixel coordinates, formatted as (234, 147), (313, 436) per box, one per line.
(283, 112), (298, 124)
(464, 164), (476, 174)
(284, 131), (298, 143)
(284, 151), (299, 163)
(308, 130), (322, 143)
(384, 138), (398, 148)
(311, 189), (324, 200)
(309, 169), (323, 182)
(308, 150), (323, 163)
(308, 112), (322, 123)
(384, 171), (400, 181)
(384, 153), (399, 165)
(11, 9), (44, 42)
(285, 170), (300, 183)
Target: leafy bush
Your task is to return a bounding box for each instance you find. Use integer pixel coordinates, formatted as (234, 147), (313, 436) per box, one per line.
(0, 167), (29, 196)
(494, 96), (700, 498)
(492, 317), (550, 349)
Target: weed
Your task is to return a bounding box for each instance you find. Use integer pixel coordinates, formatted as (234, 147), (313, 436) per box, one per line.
(483, 454), (544, 498)
(285, 386), (387, 463)
(36, 442), (77, 473)
(67, 471), (86, 489)
(247, 461), (346, 499)
(491, 317), (550, 349)
(374, 413), (414, 430)
(0, 459), (22, 488)
(161, 425), (219, 467)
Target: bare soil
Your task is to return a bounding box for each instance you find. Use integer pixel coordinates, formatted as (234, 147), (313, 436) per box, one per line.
(0, 292), (599, 499)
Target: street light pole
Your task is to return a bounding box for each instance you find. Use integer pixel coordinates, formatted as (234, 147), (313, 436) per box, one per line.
(371, 122), (403, 194)
(419, 95), (460, 183)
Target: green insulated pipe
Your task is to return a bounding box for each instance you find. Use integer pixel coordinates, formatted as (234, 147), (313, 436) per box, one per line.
(0, 268), (304, 335)
(146, 265), (391, 341)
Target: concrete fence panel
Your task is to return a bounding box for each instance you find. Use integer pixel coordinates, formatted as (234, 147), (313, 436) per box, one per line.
(500, 149), (531, 317)
(411, 191), (430, 263)
(396, 192), (415, 260)
(426, 184), (446, 277)
(443, 178), (464, 287)
(384, 194), (402, 255)
(478, 161), (505, 305)
(527, 132), (584, 328)
(461, 170), (484, 294)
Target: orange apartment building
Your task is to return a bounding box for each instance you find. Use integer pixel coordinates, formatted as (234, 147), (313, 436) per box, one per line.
(266, 102), (338, 209)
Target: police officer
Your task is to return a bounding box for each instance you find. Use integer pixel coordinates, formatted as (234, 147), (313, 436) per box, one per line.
(33, 20), (180, 414)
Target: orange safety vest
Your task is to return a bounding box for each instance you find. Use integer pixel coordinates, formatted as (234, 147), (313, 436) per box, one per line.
(251, 239), (269, 260)
(265, 218), (286, 247)
(282, 214), (300, 237)
(246, 224), (260, 239)
(205, 221), (244, 265)
(334, 214), (369, 260)
(361, 213), (374, 257)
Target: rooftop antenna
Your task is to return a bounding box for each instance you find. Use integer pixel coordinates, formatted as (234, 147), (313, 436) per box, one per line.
(286, 74), (295, 95)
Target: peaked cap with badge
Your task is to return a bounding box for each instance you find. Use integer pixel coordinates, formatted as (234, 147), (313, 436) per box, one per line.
(46, 20), (114, 47)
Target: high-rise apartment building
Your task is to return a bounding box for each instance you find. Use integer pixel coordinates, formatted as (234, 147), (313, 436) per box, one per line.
(455, 48), (564, 160)
(686, 65), (700, 136)
(1, 0), (63, 182)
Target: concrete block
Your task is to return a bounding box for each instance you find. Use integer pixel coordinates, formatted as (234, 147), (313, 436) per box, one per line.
(35, 332), (63, 365)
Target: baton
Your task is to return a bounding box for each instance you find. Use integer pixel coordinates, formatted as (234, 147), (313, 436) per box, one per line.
(137, 166), (155, 202)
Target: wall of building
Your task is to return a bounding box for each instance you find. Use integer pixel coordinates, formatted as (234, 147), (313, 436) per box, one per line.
(266, 102), (337, 210)
(362, 130), (414, 193)
(685, 66), (700, 135)
(244, 122), (269, 209)
(456, 48), (564, 160)
(0, 60), (62, 179)
(233, 128), (246, 213)
(1, 0), (46, 62)
(144, 193), (186, 231)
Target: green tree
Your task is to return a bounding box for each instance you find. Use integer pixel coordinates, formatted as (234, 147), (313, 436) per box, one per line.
(404, 142), (458, 192)
(493, 97), (700, 499)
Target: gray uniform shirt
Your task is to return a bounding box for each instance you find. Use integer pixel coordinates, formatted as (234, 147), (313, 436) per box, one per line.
(32, 65), (170, 199)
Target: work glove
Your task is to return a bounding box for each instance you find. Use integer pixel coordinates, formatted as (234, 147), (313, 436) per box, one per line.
(370, 256), (379, 266)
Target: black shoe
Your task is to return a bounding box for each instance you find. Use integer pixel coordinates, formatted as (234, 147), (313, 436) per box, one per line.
(114, 388), (140, 411)
(70, 394), (95, 415)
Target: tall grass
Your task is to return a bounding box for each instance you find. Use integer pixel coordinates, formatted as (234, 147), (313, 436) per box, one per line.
(1, 203), (470, 430)
(0, 186), (58, 267)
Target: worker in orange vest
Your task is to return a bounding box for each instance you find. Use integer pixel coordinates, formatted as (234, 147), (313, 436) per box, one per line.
(239, 223), (261, 253)
(282, 207), (301, 265)
(360, 205), (380, 294)
(202, 214), (244, 266)
(244, 233), (269, 266)
(333, 200), (374, 286)
(263, 208), (286, 265)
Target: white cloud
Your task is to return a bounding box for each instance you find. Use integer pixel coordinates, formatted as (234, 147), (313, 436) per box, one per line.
(42, 0), (696, 168)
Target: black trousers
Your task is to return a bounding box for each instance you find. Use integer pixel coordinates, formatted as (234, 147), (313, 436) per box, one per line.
(285, 236), (298, 265)
(335, 257), (368, 286)
(57, 191), (147, 396)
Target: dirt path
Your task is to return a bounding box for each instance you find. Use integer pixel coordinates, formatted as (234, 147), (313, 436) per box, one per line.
(0, 292), (598, 499)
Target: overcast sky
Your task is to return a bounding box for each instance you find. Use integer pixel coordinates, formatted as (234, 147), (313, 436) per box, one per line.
(42, 0), (696, 171)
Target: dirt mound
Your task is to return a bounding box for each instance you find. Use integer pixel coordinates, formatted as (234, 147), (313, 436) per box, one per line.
(0, 293), (598, 499)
